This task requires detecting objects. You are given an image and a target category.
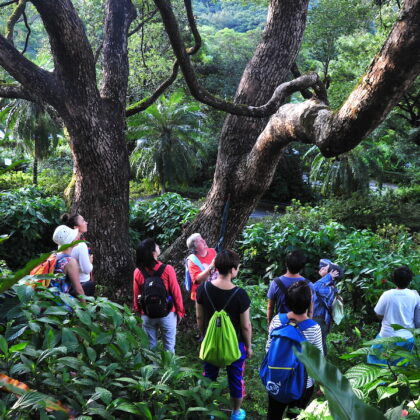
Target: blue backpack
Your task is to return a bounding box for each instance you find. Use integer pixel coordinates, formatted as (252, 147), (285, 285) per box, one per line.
(260, 314), (316, 403)
(184, 254), (205, 292)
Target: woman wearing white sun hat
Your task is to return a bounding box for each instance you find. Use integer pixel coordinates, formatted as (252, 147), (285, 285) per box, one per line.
(51, 225), (85, 298)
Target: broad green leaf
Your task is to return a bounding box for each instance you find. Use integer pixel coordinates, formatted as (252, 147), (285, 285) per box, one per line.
(9, 342), (28, 353)
(94, 387), (112, 405)
(133, 402), (153, 420)
(44, 306), (70, 316)
(114, 402), (143, 415)
(0, 335), (8, 355)
(377, 386), (398, 401)
(61, 327), (79, 351)
(75, 308), (92, 327)
(297, 342), (386, 420)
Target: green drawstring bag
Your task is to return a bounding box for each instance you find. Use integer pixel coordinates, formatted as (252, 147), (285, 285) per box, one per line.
(199, 282), (241, 367)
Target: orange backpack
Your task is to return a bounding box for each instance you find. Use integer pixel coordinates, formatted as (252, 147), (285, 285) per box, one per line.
(29, 254), (58, 287)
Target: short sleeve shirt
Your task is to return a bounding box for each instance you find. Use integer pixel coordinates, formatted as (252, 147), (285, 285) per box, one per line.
(267, 276), (313, 313)
(188, 248), (217, 300)
(375, 288), (420, 339)
(196, 282), (251, 342)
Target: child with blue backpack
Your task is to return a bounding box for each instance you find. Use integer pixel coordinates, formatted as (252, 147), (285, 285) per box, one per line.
(263, 281), (323, 419)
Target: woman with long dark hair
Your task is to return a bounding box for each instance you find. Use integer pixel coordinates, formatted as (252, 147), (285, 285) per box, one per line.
(61, 213), (95, 296)
(133, 238), (184, 353)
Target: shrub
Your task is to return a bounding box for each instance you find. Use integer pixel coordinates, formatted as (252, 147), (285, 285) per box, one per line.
(130, 193), (199, 247)
(0, 285), (228, 419)
(324, 192), (420, 231)
(238, 216), (346, 282)
(0, 187), (64, 269)
(0, 171), (32, 191)
(334, 227), (419, 314)
(38, 168), (72, 197)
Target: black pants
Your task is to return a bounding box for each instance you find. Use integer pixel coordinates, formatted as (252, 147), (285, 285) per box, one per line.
(81, 281), (95, 297)
(267, 386), (314, 420)
(313, 317), (329, 355)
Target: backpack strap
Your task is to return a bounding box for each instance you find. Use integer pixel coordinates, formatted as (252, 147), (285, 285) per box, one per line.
(274, 277), (287, 295)
(155, 263), (167, 278)
(187, 254), (205, 271)
(222, 287), (240, 311)
(279, 313), (289, 325)
(204, 282), (240, 312)
(297, 318), (317, 332)
(139, 263), (166, 281)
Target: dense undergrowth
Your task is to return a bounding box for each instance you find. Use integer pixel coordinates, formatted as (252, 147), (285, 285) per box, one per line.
(0, 190), (419, 419)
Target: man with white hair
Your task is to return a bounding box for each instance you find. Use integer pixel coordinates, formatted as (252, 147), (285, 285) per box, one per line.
(186, 233), (217, 301)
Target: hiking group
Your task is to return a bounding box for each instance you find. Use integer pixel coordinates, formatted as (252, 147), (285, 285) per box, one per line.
(36, 221), (419, 420)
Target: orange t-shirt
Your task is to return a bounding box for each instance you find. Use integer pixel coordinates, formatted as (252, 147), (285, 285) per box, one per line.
(188, 248), (217, 301)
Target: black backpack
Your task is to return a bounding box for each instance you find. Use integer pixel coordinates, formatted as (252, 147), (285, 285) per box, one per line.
(139, 264), (173, 318)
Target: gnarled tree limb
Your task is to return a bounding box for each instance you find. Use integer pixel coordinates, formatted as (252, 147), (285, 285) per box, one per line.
(126, 61), (179, 116)
(0, 34), (57, 104)
(0, 82), (36, 100)
(154, 0), (325, 117)
(128, 8), (158, 37)
(5, 0), (25, 45)
(251, 0), (420, 161)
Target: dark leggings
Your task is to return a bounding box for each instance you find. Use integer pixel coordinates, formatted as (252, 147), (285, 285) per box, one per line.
(81, 281), (95, 297)
(267, 386), (314, 420)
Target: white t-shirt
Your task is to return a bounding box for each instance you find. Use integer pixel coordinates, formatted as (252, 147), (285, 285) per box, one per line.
(374, 289), (420, 339)
(71, 242), (93, 283)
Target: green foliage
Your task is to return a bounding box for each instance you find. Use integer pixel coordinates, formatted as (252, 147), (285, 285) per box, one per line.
(238, 205), (344, 282)
(297, 342), (386, 419)
(341, 328), (420, 415)
(0, 187), (64, 270)
(323, 191), (420, 231)
(304, 144), (380, 197)
(0, 168), (71, 197)
(301, 0), (374, 79)
(130, 193), (199, 247)
(0, 284), (229, 419)
(194, 25), (261, 97)
(0, 171), (32, 191)
(194, 0), (266, 33)
(334, 228), (419, 311)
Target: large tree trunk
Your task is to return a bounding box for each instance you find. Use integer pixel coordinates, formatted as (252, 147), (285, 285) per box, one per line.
(63, 106), (133, 300)
(164, 0), (310, 264)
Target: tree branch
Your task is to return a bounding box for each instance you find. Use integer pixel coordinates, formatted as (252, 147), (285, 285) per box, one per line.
(101, 0), (136, 109)
(0, 82), (36, 100)
(5, 0), (25, 46)
(126, 61), (179, 116)
(128, 9), (158, 37)
(154, 0), (325, 117)
(21, 9), (30, 54)
(126, 0), (202, 117)
(0, 34), (57, 104)
(30, 0), (97, 92)
(314, 0), (420, 157)
(0, 0), (17, 7)
(183, 0), (201, 54)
